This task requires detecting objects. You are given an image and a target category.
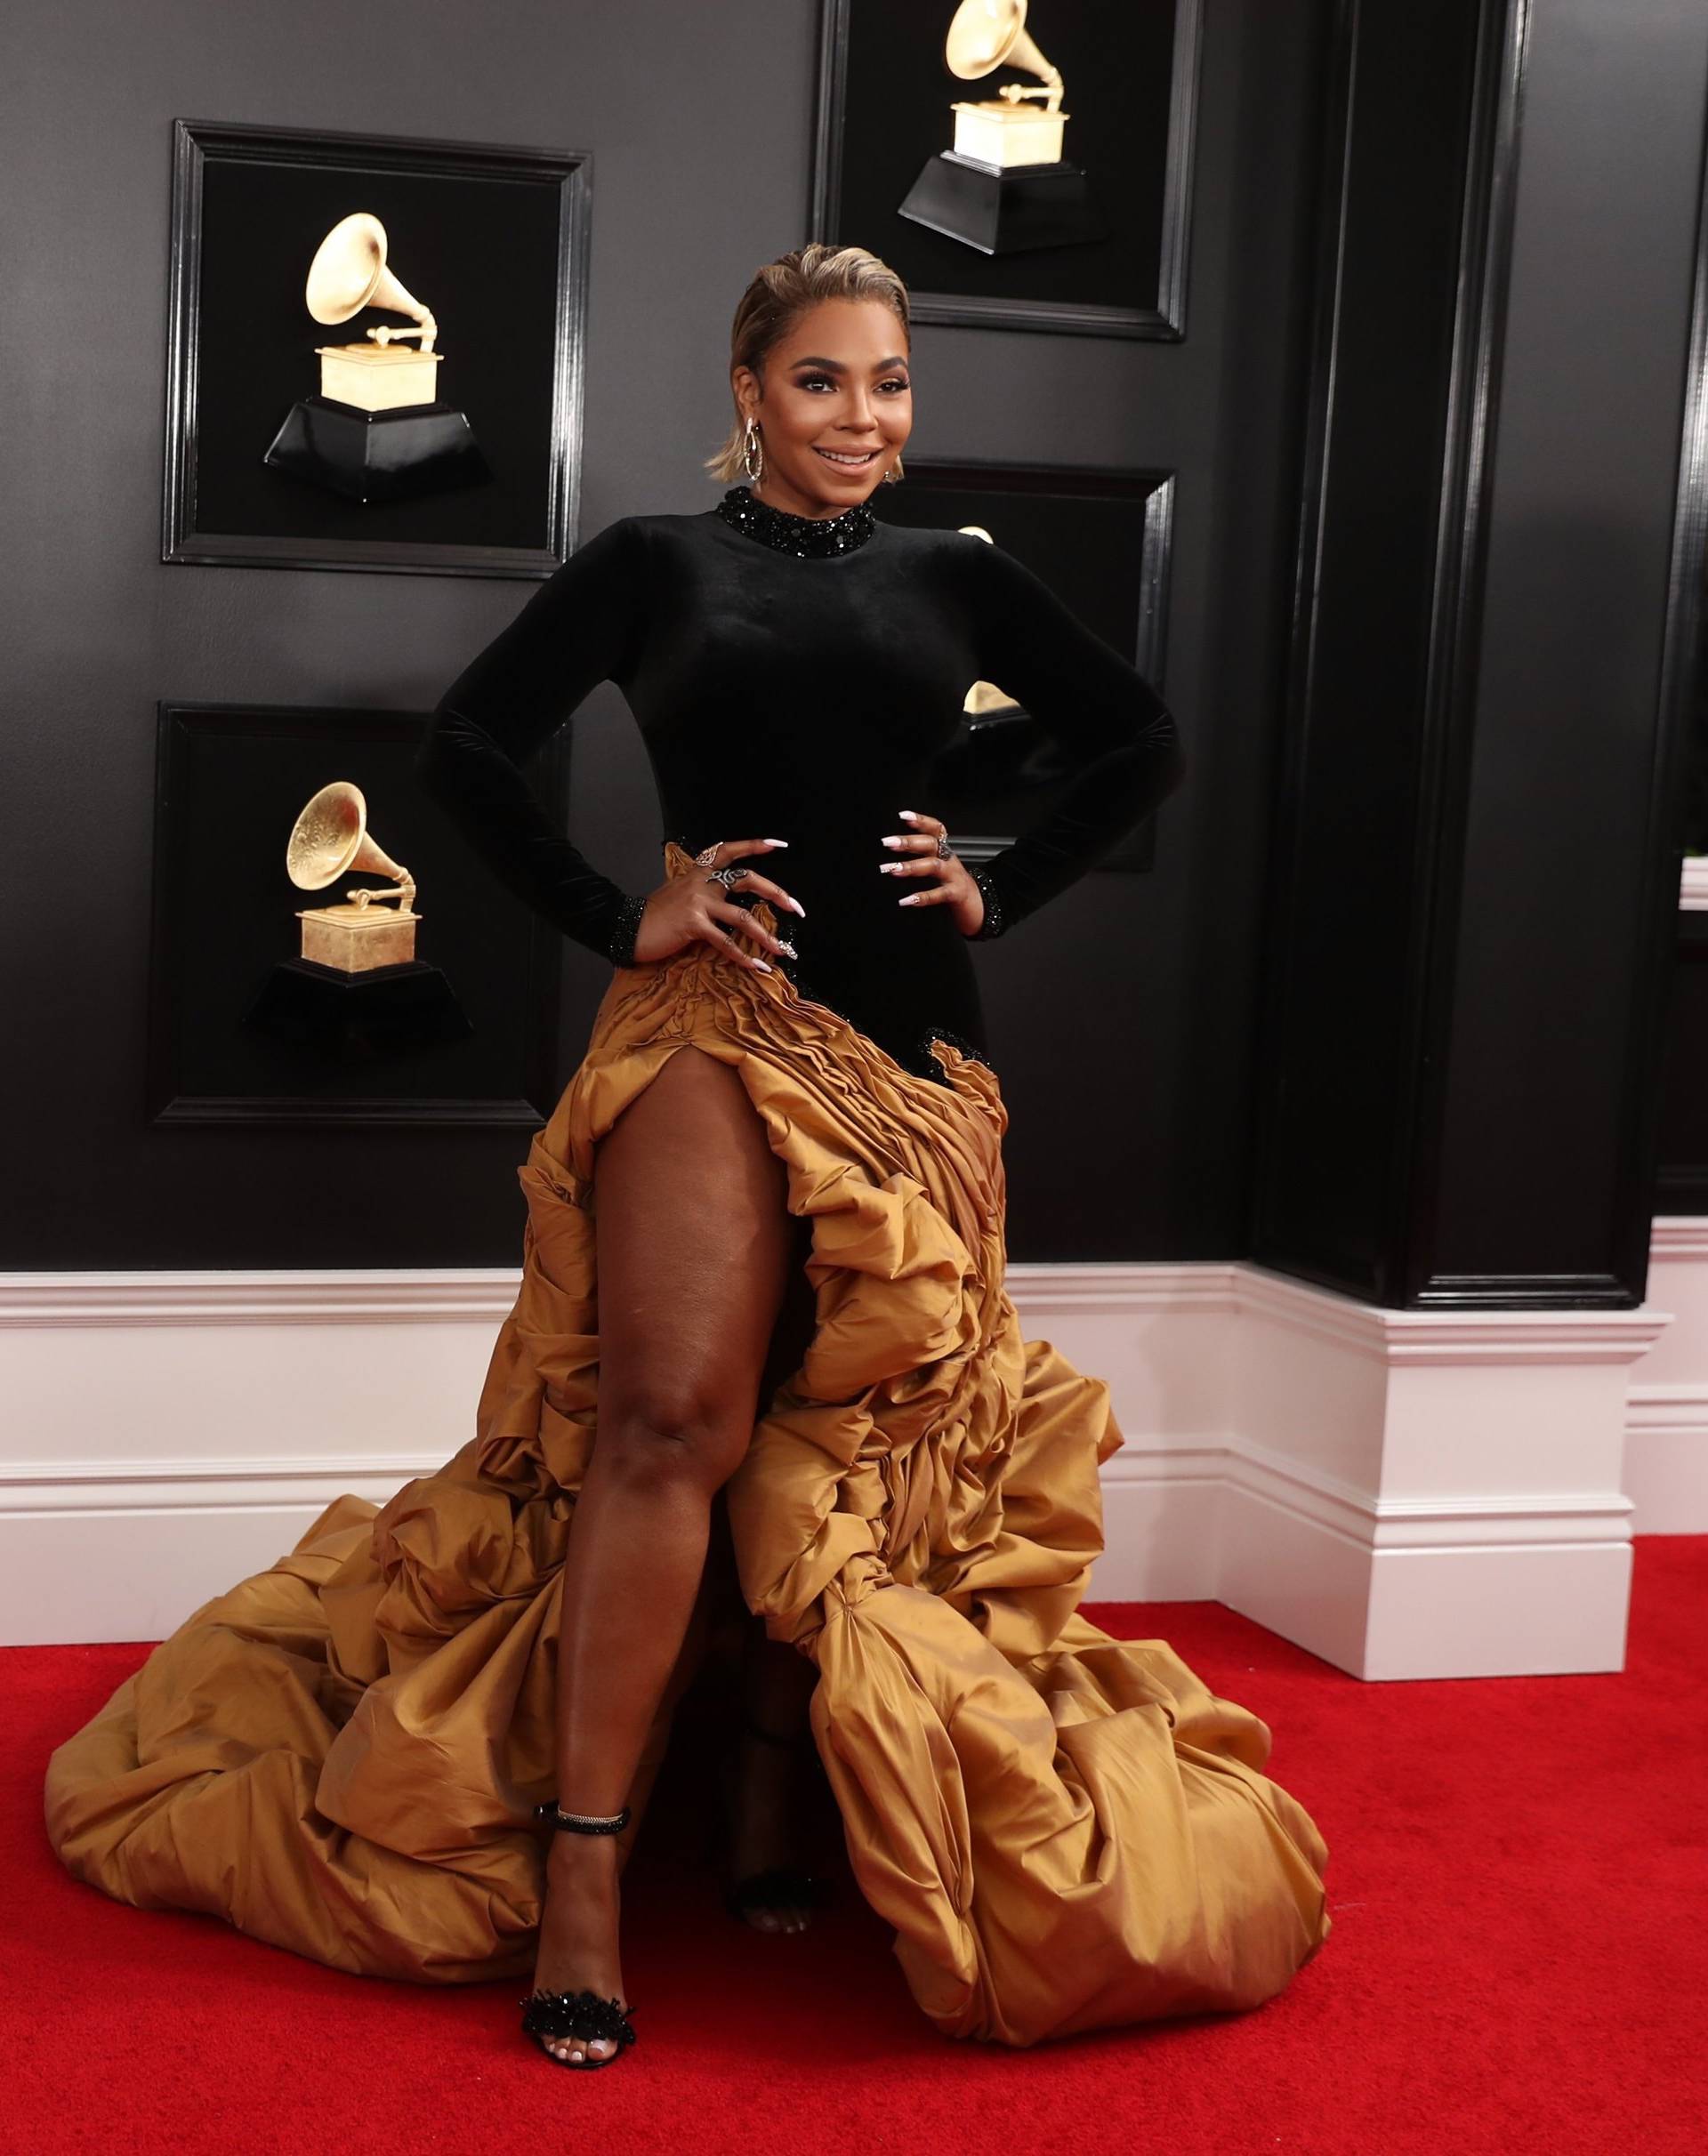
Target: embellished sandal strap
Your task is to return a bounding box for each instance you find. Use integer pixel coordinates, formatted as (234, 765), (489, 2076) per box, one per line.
(520, 1987), (638, 2047)
(534, 1799), (632, 1834)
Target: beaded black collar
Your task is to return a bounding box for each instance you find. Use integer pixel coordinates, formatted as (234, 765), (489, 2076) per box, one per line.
(714, 482), (876, 559)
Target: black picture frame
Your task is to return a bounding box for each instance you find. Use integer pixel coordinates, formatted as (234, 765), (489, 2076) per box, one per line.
(882, 459), (1175, 872)
(810, 0), (1203, 340)
(1650, 97), (1708, 1208)
(163, 119), (592, 578)
(145, 702), (564, 1127)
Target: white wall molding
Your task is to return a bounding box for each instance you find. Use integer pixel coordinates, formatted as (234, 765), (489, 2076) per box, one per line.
(1650, 1218), (1708, 1258)
(0, 1259), (1680, 1672)
(0, 1452), (447, 1508)
(1621, 1218), (1708, 1533)
(0, 1267), (523, 1328)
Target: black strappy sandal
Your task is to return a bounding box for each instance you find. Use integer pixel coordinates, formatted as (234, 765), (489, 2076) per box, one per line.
(718, 1717), (834, 1929)
(520, 1800), (639, 2071)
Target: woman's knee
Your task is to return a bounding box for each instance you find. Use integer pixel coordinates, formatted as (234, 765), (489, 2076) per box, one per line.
(596, 1377), (754, 1493)
(590, 1046), (799, 1492)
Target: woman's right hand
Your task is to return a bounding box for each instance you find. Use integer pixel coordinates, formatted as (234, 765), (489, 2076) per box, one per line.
(629, 837), (806, 973)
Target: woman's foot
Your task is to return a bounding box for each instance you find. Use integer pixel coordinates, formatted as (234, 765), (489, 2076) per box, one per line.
(720, 1717), (827, 1934)
(529, 1832), (629, 2063)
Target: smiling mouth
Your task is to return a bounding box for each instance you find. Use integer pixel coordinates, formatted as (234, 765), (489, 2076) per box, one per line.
(814, 446), (881, 467)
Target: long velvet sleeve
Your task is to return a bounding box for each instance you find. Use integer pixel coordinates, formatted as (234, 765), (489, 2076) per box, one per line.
(416, 516), (652, 965)
(956, 536), (1187, 939)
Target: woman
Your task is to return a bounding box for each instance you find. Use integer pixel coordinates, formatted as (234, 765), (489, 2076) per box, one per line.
(44, 244), (1332, 2067)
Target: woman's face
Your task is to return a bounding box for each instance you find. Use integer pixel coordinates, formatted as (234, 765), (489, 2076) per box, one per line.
(732, 298), (913, 519)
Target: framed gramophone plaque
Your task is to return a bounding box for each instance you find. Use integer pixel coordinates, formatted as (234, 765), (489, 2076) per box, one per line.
(145, 703), (565, 1127)
(810, 0), (1202, 339)
(878, 460), (1175, 873)
(163, 120), (591, 577)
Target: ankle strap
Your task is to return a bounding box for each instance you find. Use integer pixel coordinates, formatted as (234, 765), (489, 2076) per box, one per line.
(536, 1800), (632, 1835)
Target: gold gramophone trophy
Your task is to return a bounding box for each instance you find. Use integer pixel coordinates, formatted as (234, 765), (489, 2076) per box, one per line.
(288, 779), (420, 969)
(957, 524), (1025, 721)
(931, 524), (1028, 863)
(263, 212), (490, 504)
(898, 0), (1106, 254)
(242, 781), (471, 1059)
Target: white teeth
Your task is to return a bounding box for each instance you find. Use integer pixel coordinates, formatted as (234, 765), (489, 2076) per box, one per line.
(816, 448), (877, 464)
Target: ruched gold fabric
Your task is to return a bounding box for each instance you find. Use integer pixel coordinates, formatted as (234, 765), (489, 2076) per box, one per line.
(44, 841), (1331, 2046)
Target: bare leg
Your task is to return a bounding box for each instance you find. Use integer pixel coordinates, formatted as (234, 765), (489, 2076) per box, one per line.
(531, 1046), (795, 2061)
(724, 1624), (824, 1933)
(726, 1219), (828, 1932)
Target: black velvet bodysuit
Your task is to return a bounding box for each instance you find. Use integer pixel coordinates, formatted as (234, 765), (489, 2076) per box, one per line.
(417, 486), (1186, 1084)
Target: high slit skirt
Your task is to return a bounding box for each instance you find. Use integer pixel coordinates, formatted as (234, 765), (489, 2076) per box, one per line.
(44, 841), (1332, 2047)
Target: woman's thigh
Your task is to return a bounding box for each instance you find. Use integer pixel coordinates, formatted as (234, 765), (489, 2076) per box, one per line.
(592, 1046), (799, 1487)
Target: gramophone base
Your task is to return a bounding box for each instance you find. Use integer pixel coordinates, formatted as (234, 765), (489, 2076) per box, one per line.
(263, 397), (491, 504)
(242, 958), (473, 1061)
(896, 151), (1106, 255)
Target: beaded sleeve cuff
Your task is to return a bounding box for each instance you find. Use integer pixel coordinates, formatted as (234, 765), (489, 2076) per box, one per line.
(605, 890), (649, 968)
(968, 865), (1006, 941)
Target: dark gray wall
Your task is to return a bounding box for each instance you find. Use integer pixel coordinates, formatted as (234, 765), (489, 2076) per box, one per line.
(0, 0), (1325, 1267)
(1435, 0), (1708, 1289)
(1249, 0), (1708, 1307)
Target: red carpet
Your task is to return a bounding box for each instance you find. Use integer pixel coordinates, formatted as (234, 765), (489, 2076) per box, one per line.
(6, 1541), (1703, 2155)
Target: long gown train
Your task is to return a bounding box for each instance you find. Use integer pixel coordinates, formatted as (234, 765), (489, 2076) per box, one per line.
(44, 841), (1332, 2047)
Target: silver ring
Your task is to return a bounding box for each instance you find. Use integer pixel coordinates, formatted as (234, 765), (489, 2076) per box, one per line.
(695, 841), (722, 866)
(707, 864), (746, 892)
(935, 832), (953, 859)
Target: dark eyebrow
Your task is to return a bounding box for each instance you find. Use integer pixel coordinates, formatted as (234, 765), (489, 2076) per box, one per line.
(789, 354), (911, 372)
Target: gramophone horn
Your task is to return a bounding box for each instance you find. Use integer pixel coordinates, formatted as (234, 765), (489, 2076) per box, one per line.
(305, 213), (438, 352)
(286, 780), (415, 909)
(946, 0), (1059, 93)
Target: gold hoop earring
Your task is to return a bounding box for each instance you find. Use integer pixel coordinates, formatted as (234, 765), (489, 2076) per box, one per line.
(741, 416), (763, 485)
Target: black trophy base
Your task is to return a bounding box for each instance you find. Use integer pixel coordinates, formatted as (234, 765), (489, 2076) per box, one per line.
(242, 958), (473, 1060)
(897, 152), (1106, 255)
(263, 398), (492, 504)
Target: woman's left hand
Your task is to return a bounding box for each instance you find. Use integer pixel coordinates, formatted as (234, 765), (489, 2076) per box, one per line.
(878, 809), (987, 937)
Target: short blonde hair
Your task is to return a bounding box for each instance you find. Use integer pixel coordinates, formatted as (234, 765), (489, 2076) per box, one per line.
(704, 242), (911, 486)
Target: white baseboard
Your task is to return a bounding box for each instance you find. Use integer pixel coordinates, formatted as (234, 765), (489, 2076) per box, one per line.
(1623, 1219), (1708, 1533)
(0, 1255), (1680, 1675)
(0, 1268), (515, 1649)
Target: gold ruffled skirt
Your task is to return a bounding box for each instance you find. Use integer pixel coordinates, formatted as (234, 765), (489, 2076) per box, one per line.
(44, 841), (1331, 2047)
